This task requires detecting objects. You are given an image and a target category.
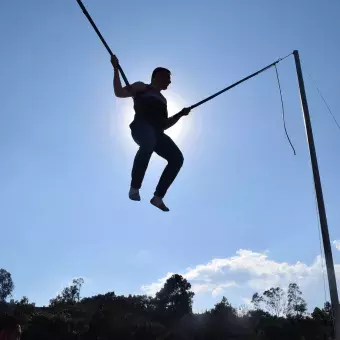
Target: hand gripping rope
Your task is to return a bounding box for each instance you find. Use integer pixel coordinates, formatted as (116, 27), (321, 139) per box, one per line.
(76, 0), (296, 154)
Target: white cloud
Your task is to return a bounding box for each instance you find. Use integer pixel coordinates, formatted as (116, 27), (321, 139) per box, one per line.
(333, 240), (340, 251)
(192, 282), (237, 297)
(141, 272), (174, 296)
(141, 249), (340, 311)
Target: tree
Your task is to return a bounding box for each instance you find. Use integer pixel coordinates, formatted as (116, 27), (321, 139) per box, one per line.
(50, 277), (84, 306)
(211, 296), (236, 316)
(207, 297), (244, 339)
(14, 296), (35, 316)
(71, 277), (84, 302)
(323, 301), (332, 316)
(0, 268), (14, 300)
(155, 274), (194, 320)
(286, 283), (307, 318)
(251, 292), (264, 310)
(262, 287), (286, 317)
(81, 291), (116, 306)
(312, 301), (333, 322)
(311, 302), (334, 339)
(237, 304), (250, 317)
(251, 283), (307, 318)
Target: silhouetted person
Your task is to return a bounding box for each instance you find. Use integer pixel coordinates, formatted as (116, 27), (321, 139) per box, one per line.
(111, 55), (190, 211)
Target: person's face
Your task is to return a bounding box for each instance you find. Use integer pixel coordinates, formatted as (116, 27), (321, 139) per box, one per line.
(156, 71), (171, 90)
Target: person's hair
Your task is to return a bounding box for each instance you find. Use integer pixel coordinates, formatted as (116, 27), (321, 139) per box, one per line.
(151, 67), (171, 80)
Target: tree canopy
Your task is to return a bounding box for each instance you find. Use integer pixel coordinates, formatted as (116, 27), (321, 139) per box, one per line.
(0, 268), (334, 340)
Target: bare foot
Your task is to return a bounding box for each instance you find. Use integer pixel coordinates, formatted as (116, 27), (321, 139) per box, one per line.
(150, 196), (169, 212)
(129, 188), (140, 201)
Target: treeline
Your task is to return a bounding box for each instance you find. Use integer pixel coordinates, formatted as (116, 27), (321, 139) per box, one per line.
(0, 268), (335, 339)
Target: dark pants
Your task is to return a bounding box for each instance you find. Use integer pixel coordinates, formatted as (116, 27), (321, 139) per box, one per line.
(130, 120), (184, 198)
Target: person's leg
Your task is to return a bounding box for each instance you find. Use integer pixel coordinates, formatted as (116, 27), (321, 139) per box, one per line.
(129, 121), (157, 200)
(151, 133), (184, 211)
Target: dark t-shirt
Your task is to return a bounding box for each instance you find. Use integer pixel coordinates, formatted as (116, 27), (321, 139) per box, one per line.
(132, 85), (168, 131)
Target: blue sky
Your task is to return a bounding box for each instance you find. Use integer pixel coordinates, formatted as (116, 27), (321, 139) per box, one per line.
(1, 0), (340, 313)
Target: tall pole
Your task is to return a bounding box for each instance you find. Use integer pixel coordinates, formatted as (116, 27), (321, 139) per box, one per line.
(293, 50), (340, 339)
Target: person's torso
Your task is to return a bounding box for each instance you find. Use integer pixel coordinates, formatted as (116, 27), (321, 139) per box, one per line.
(132, 85), (168, 130)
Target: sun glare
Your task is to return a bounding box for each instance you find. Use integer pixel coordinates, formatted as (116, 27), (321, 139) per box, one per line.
(164, 91), (188, 142)
(113, 90), (191, 151)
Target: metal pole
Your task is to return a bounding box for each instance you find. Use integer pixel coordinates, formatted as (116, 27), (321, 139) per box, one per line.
(293, 50), (340, 340)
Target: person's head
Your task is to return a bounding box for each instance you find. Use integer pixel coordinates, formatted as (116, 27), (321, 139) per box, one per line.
(151, 67), (171, 90)
(0, 315), (21, 340)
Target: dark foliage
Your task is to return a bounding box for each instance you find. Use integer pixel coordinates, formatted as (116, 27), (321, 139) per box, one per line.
(0, 268), (334, 340)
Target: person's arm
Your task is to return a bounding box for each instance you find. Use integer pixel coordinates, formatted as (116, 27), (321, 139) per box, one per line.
(111, 55), (146, 98)
(113, 70), (145, 98)
(164, 108), (191, 130)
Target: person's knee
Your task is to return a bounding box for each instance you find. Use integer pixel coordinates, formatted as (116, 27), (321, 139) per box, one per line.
(178, 152), (184, 167)
(173, 151), (184, 168)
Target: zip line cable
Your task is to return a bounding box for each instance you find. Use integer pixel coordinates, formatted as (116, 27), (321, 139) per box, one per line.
(316, 88), (340, 132)
(305, 69), (340, 133)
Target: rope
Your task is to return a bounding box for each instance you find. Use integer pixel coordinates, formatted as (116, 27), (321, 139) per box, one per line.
(188, 52), (296, 154)
(76, 0), (131, 86)
(316, 88), (340, 132)
(76, 1), (294, 113)
(305, 69), (340, 133)
(76, 1), (294, 115)
(189, 53), (293, 110)
(274, 64), (296, 155)
(76, 1), (297, 141)
(305, 66), (339, 334)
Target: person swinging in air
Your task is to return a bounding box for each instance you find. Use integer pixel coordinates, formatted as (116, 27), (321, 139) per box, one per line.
(111, 55), (190, 212)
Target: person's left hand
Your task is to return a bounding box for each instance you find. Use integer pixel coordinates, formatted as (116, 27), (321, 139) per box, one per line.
(179, 107), (191, 116)
(111, 54), (119, 69)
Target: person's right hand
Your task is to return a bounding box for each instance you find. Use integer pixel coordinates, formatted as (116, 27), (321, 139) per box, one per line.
(179, 107), (191, 116)
(111, 54), (119, 69)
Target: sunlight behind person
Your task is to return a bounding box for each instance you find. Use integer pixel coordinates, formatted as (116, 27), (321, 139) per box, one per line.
(113, 90), (192, 151)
